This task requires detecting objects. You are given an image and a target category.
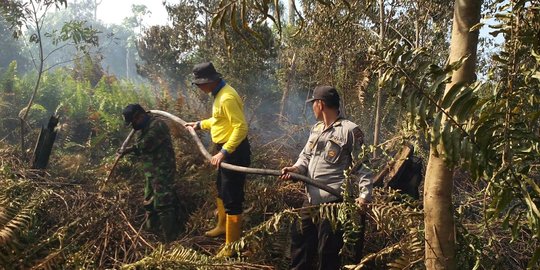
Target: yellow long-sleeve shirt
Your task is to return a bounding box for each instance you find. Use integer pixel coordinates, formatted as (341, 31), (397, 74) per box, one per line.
(200, 84), (248, 154)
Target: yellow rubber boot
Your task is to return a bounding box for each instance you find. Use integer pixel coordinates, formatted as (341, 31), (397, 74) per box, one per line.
(216, 214), (242, 257)
(205, 198), (226, 237)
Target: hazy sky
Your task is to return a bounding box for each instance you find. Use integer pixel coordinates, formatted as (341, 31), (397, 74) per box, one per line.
(96, 0), (178, 26)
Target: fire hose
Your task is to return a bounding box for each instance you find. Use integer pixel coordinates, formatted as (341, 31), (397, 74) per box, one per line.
(108, 110), (343, 200)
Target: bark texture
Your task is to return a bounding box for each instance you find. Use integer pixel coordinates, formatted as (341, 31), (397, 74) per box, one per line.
(424, 1), (481, 269)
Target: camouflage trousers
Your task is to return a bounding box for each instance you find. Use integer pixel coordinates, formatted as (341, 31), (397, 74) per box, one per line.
(142, 162), (178, 242)
(143, 160), (176, 207)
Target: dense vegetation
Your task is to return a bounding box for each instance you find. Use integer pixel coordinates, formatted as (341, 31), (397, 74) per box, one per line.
(0, 0), (539, 269)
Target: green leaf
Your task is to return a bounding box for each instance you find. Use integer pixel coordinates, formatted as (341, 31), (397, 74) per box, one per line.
(489, 23), (506, 29)
(514, 0), (527, 9)
(511, 213), (521, 239)
(469, 22), (484, 32)
(378, 68), (394, 88)
(456, 96), (478, 122)
(441, 82), (467, 109)
(522, 174), (540, 196)
(390, 73), (399, 89)
(416, 61), (432, 75)
(441, 121), (453, 159)
(391, 44), (404, 65)
(446, 55), (469, 72)
(522, 185), (540, 221)
(452, 129), (461, 163)
(418, 96), (427, 123)
(460, 136), (471, 163)
(492, 54), (509, 64)
(532, 71), (540, 81)
(528, 247), (540, 269)
(495, 188), (512, 214)
(407, 93), (416, 128)
(490, 29), (510, 37)
(401, 50), (413, 64)
(494, 13), (511, 19)
(211, 10), (225, 28)
(398, 76), (407, 98)
(532, 49), (540, 62)
(449, 89), (473, 117)
(428, 74), (450, 94)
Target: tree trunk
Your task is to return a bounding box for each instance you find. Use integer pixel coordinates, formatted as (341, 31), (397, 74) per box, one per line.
(373, 0), (385, 158)
(31, 115), (59, 169)
(20, 2), (45, 154)
(94, 0), (102, 21)
(414, 17), (420, 48)
(423, 1), (481, 269)
(279, 53), (296, 123)
(288, 0), (295, 25)
(126, 46), (130, 80)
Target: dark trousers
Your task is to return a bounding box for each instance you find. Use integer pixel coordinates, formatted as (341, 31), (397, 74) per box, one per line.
(290, 200), (344, 270)
(216, 138), (251, 215)
(354, 213), (367, 262)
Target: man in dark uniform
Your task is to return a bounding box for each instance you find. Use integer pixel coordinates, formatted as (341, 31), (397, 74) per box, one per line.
(121, 104), (179, 242)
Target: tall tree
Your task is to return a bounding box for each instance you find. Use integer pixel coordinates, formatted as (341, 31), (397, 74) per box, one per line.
(423, 1), (481, 269)
(287, 0), (295, 25)
(122, 4), (149, 80)
(373, 0), (385, 157)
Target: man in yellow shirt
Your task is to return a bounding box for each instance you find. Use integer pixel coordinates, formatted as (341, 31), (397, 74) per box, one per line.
(185, 62), (251, 257)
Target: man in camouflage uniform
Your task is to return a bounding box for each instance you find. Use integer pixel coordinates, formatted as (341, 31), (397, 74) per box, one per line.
(280, 86), (373, 270)
(121, 104), (179, 242)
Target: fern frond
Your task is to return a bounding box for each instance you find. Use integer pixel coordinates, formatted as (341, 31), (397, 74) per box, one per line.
(0, 184), (50, 246)
(0, 180), (51, 267)
(122, 244), (271, 269)
(228, 208), (300, 254)
(344, 188), (424, 269)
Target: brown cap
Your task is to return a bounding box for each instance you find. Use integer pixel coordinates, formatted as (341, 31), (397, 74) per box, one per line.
(306, 85), (340, 107)
(192, 62), (222, 85)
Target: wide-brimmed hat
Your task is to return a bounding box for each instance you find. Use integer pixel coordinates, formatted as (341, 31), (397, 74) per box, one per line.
(192, 62), (222, 85)
(306, 85), (340, 107)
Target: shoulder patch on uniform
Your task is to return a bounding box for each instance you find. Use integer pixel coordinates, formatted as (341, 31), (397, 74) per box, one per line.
(353, 126), (364, 144)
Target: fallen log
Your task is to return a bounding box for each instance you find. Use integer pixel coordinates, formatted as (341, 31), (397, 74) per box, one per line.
(372, 144), (422, 199)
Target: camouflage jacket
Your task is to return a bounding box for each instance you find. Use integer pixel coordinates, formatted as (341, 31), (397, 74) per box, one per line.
(132, 114), (176, 177)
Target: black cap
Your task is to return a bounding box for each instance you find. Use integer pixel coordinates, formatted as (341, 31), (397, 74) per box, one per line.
(306, 85), (340, 107)
(122, 104), (146, 125)
(192, 62), (222, 85)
